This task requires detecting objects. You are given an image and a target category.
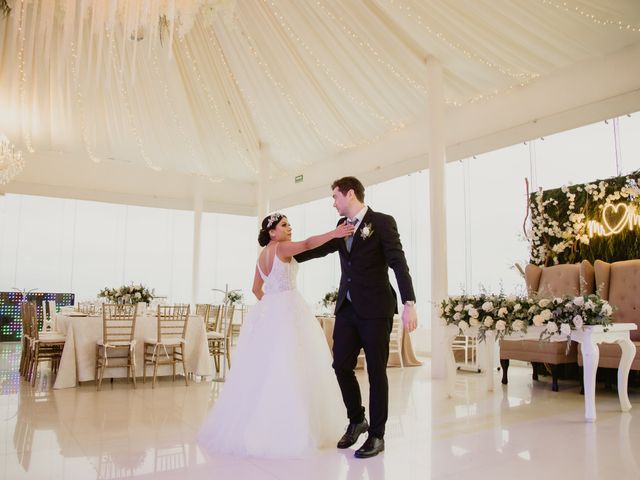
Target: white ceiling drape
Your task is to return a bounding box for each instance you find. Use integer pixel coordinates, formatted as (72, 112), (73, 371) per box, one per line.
(0, 0), (639, 188)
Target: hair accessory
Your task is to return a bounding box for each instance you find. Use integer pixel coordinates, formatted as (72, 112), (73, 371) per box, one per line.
(266, 213), (282, 228)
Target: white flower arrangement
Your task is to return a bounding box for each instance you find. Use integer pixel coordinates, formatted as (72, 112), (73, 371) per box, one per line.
(440, 293), (613, 345)
(98, 284), (154, 305)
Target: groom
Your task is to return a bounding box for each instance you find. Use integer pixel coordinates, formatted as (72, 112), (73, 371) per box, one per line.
(296, 176), (417, 458)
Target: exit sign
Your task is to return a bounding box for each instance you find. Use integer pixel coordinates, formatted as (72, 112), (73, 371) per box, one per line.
(295, 174), (303, 183)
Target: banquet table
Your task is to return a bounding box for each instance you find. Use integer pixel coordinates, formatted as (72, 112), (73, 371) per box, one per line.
(53, 312), (213, 389)
(316, 315), (422, 367)
(445, 323), (637, 422)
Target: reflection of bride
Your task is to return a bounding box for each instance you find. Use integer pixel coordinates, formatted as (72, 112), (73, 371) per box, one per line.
(198, 213), (355, 458)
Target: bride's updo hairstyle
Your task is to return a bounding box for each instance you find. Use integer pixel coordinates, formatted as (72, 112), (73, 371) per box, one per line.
(258, 213), (286, 247)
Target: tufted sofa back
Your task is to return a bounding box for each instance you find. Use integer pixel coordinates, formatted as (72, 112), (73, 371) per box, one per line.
(595, 259), (640, 341)
(525, 260), (594, 298)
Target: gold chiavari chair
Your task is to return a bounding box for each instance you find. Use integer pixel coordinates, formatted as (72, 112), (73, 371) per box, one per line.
(23, 302), (66, 386)
(143, 305), (190, 388)
(95, 304), (138, 390)
(195, 304), (211, 325)
(208, 304), (235, 373)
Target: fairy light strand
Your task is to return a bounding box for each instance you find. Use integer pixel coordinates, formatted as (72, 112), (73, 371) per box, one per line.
(17, 0), (34, 153)
(235, 14), (357, 150)
(265, 0), (404, 130)
(178, 29), (257, 175)
(69, 40), (102, 163)
(206, 23), (297, 173)
(315, 0), (428, 95)
(110, 33), (161, 171)
(384, 0), (539, 81)
(540, 0), (640, 32)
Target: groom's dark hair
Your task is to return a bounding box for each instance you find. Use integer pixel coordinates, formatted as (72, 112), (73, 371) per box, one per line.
(332, 176), (365, 202)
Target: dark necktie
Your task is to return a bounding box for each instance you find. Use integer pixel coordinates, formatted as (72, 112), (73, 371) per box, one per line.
(346, 218), (358, 252)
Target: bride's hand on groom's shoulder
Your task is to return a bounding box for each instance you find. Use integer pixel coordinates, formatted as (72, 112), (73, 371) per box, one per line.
(333, 223), (355, 238)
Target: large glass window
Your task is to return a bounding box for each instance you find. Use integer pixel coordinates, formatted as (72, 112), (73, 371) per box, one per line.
(619, 112), (640, 174)
(467, 144), (530, 295)
(534, 120), (616, 190)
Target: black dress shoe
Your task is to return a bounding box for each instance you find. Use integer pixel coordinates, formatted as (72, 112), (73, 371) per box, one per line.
(354, 435), (384, 458)
(337, 419), (369, 449)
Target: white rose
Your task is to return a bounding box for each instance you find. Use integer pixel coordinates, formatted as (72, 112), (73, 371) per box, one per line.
(585, 300), (595, 310)
(482, 301), (494, 312)
(601, 304), (612, 316)
(573, 297), (585, 307)
(498, 307), (508, 318)
(483, 316), (494, 327)
(512, 320), (525, 332)
(495, 320), (506, 331)
(560, 323), (571, 336)
(464, 304), (473, 311)
(454, 304), (463, 312)
(546, 322), (558, 333)
(533, 315), (545, 326)
(540, 309), (552, 321)
(572, 315), (584, 328)
(469, 308), (479, 318)
(453, 313), (461, 321)
(554, 297), (563, 304)
(513, 304), (522, 312)
(458, 320), (470, 332)
(538, 299), (551, 308)
(506, 295), (517, 302)
(469, 318), (480, 327)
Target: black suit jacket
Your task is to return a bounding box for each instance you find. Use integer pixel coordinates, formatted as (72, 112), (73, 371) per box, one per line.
(295, 208), (416, 319)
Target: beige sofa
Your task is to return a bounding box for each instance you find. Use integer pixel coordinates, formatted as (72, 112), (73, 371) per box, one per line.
(577, 260), (640, 376)
(499, 260), (594, 391)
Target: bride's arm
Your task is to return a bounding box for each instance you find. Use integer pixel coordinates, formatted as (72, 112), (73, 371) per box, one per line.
(252, 266), (264, 301)
(278, 223), (354, 258)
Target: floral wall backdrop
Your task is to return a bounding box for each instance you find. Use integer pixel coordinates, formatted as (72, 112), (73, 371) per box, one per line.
(528, 171), (640, 265)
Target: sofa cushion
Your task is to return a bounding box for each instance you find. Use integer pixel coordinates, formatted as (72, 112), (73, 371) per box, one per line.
(500, 339), (577, 364)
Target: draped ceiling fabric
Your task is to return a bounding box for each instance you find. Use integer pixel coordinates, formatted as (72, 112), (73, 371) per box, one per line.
(0, 0), (640, 212)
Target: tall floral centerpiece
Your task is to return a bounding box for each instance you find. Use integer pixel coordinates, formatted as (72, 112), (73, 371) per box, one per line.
(225, 290), (243, 305)
(98, 284), (154, 305)
(321, 288), (338, 313)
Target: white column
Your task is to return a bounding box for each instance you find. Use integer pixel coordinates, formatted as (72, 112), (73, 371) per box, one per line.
(427, 58), (448, 379)
(191, 176), (204, 308)
(257, 143), (271, 222)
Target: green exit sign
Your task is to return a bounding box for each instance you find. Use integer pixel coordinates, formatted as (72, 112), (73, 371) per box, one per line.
(295, 174), (304, 183)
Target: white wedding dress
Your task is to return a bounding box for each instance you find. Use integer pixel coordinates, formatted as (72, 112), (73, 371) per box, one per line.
(198, 253), (344, 458)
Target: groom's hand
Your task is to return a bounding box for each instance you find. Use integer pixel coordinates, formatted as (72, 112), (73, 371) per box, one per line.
(402, 302), (417, 332)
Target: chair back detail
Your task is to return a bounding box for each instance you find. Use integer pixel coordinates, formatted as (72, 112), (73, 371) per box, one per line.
(102, 304), (138, 345)
(196, 304), (211, 324)
(155, 305), (190, 342)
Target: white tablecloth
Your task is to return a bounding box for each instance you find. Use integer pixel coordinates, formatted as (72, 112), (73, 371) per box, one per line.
(53, 313), (213, 389)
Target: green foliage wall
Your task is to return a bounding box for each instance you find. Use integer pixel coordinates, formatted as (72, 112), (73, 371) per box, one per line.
(529, 171), (640, 266)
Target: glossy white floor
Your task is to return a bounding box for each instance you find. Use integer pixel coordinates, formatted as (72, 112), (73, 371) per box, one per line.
(1, 342), (638, 480)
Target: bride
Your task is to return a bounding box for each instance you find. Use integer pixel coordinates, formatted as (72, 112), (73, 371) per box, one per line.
(198, 213), (355, 458)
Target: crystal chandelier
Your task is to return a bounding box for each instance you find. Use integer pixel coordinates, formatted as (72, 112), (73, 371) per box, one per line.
(0, 134), (25, 185)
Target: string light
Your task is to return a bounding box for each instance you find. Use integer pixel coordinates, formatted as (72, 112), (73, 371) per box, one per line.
(384, 0), (539, 81)
(178, 25), (258, 176)
(265, 0), (404, 130)
(315, 0), (428, 94)
(235, 14), (357, 150)
(150, 40), (205, 174)
(69, 41), (102, 164)
(540, 0), (640, 33)
(205, 24), (295, 174)
(109, 33), (161, 172)
(17, 0), (34, 153)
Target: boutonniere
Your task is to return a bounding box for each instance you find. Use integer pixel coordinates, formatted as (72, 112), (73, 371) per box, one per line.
(360, 222), (374, 240)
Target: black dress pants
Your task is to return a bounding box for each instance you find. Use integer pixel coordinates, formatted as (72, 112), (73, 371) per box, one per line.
(332, 300), (392, 438)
